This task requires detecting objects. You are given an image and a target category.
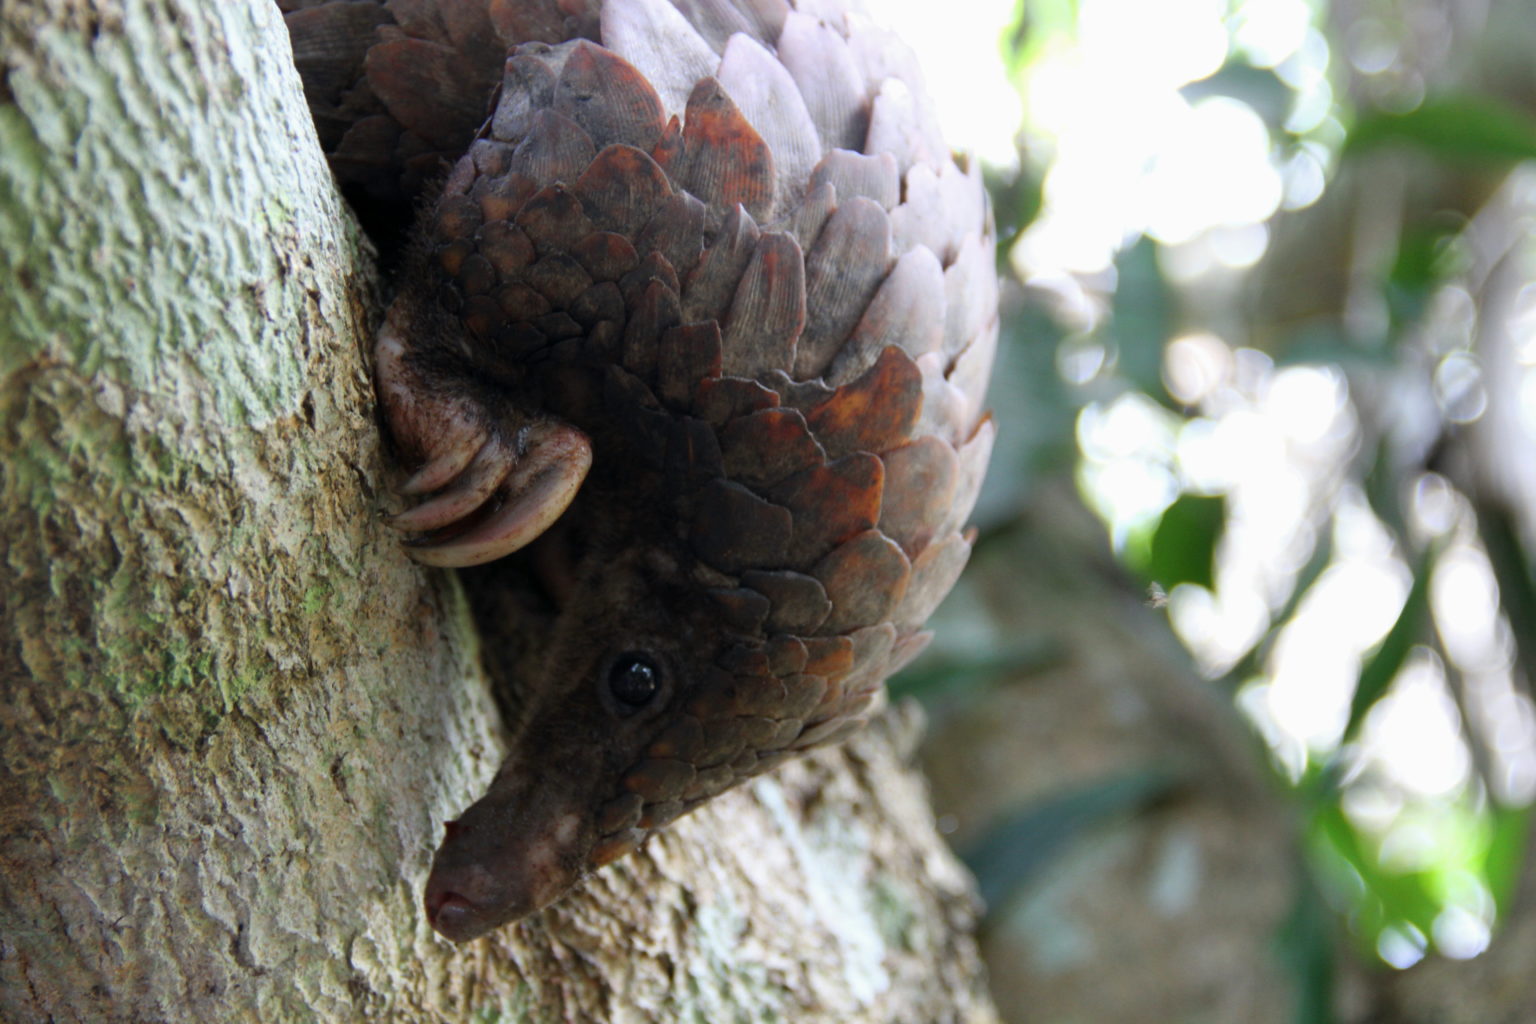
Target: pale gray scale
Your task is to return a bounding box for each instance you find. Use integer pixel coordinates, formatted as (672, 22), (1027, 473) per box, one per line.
(507, 110), (597, 183)
(947, 315), (999, 431)
(823, 244), (945, 387)
(892, 532), (971, 631)
(811, 530), (910, 636)
(768, 180), (836, 253)
(844, 622), (898, 691)
(722, 0), (791, 42)
(889, 164), (947, 266)
(942, 234), (998, 362)
(845, 18), (928, 102)
(719, 230), (806, 377)
(864, 78), (946, 179)
(775, 11), (869, 152)
(877, 436), (961, 557)
(666, 0), (770, 51)
(938, 417), (996, 539)
(808, 149), (899, 211)
(492, 49), (560, 142)
(599, 0), (721, 117)
(792, 197), (894, 380)
(912, 352), (969, 447)
(716, 34), (823, 219)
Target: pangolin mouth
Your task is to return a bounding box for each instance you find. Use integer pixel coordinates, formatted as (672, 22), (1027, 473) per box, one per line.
(423, 801), (595, 941)
(424, 886), (495, 943)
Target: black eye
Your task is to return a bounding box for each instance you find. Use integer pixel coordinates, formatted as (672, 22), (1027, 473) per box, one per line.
(608, 652), (661, 709)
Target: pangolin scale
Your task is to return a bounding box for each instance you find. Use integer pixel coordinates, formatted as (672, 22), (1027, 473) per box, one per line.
(281, 0), (997, 941)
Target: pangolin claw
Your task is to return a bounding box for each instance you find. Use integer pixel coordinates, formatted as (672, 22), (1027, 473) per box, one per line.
(397, 433), (487, 496)
(385, 436), (514, 533)
(401, 423), (592, 568)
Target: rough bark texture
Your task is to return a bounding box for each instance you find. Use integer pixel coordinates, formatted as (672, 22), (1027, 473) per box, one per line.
(0, 1), (997, 1021)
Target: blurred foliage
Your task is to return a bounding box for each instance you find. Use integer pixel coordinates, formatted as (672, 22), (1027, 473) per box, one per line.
(1344, 94), (1536, 164)
(898, 0), (1536, 1015)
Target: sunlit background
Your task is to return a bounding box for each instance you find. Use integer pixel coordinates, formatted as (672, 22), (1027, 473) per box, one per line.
(875, 0), (1536, 1016)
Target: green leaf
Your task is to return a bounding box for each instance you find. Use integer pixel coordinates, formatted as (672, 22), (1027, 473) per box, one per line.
(1138, 492), (1225, 591)
(1343, 544), (1436, 743)
(1362, 437), (1407, 549)
(1275, 871), (1337, 1024)
(1110, 237), (1176, 406)
(1474, 497), (1536, 682)
(1484, 805), (1531, 919)
(1385, 224), (1467, 330)
(986, 162), (1043, 261)
(1181, 63), (1293, 132)
(962, 769), (1179, 911)
(1343, 94), (1536, 164)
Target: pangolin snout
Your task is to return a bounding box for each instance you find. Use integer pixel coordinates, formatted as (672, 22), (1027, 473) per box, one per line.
(425, 801), (593, 941)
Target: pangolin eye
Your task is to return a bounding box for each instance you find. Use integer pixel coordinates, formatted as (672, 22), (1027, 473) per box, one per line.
(607, 653), (661, 709)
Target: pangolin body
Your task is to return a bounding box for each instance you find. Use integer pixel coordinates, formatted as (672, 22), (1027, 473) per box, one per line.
(281, 0), (997, 941)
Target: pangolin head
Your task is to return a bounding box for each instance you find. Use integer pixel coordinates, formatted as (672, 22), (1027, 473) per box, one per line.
(424, 541), (834, 940)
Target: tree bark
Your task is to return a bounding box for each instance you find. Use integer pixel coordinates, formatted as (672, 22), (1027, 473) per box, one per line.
(0, 2), (997, 1021)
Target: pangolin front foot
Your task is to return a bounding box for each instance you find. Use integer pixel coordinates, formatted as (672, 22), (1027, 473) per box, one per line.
(375, 312), (592, 568)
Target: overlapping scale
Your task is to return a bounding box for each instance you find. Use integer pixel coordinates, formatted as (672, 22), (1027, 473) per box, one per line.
(284, 0), (997, 899)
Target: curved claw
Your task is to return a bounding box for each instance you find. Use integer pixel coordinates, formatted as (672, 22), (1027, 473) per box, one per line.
(376, 315), (492, 495)
(404, 424), (593, 568)
(385, 437), (514, 533)
(398, 429), (488, 496)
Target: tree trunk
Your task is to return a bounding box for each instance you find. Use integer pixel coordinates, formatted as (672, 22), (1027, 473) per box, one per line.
(0, 2), (997, 1021)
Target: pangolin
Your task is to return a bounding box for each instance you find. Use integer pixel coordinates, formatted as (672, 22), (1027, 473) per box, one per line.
(280, 0), (998, 941)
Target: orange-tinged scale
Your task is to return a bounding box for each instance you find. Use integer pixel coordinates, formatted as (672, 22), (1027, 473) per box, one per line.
(637, 800), (685, 829)
(556, 41), (667, 154)
(812, 529), (911, 635)
(877, 436), (961, 557)
(799, 635), (855, 678)
(718, 407), (824, 487)
(805, 346), (923, 460)
(574, 144), (673, 237)
(657, 321), (723, 408)
(767, 452), (884, 567)
(647, 716), (706, 761)
(651, 115), (684, 175)
(438, 239), (472, 277)
(623, 758), (696, 802)
(477, 173), (540, 222)
(680, 78), (775, 222)
(590, 829), (643, 866)
(516, 184), (597, 255)
(435, 195), (483, 242)
(365, 38), (493, 149)
(571, 231), (641, 282)
(596, 793), (644, 834)
(479, 221), (536, 276)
